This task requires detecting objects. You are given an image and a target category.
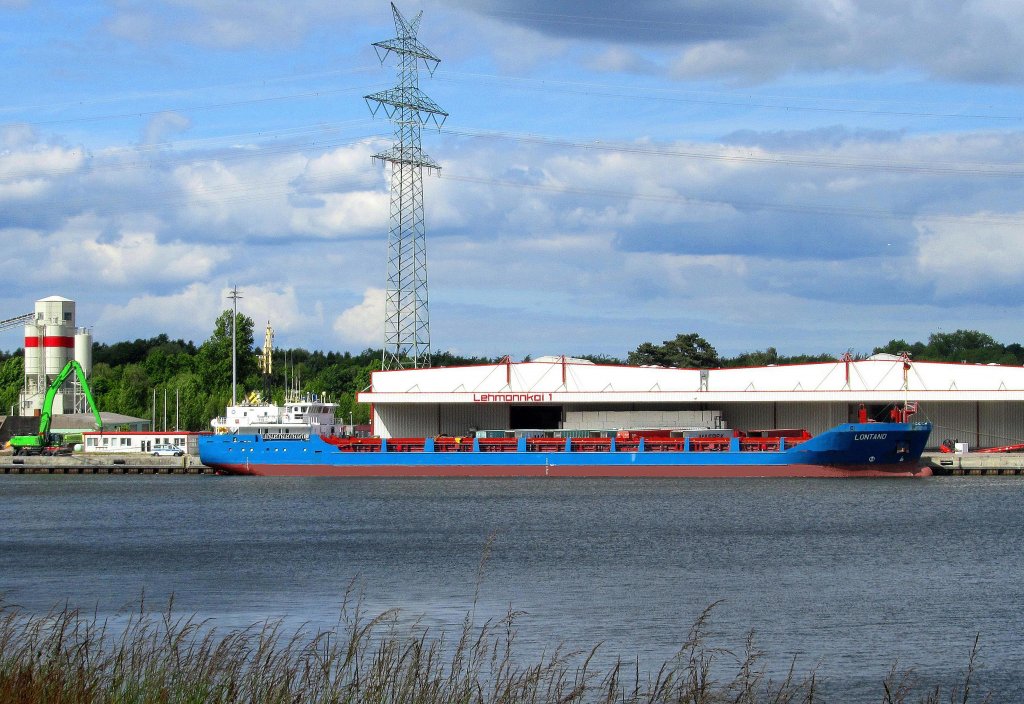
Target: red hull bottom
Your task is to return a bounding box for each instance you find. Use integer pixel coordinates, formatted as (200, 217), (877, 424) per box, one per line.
(213, 463), (932, 478)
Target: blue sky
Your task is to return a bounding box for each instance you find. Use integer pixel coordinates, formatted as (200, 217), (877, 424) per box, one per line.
(2, 0), (1023, 359)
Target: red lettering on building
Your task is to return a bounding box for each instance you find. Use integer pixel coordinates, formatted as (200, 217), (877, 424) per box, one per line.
(473, 393), (554, 403)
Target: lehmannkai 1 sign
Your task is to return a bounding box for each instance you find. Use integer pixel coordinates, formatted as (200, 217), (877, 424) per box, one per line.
(473, 393), (553, 403)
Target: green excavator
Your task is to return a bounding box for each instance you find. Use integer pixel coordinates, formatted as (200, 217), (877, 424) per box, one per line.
(8, 360), (102, 456)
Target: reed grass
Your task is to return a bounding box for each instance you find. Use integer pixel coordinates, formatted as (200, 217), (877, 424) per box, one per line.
(0, 595), (991, 704)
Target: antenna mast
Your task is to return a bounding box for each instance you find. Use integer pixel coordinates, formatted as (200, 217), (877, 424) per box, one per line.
(366, 2), (447, 370)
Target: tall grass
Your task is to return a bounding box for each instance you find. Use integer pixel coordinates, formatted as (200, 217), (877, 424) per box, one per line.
(0, 595), (991, 704)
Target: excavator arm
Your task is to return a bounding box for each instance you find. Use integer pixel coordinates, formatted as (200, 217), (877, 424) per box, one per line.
(10, 360), (102, 453)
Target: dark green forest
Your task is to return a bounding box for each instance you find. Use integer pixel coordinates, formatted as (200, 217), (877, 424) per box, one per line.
(1, 316), (1020, 431)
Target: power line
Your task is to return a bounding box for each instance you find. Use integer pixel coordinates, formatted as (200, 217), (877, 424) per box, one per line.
(10, 149), (1020, 231)
(436, 172), (1024, 226)
(5, 57), (1021, 133)
(0, 65), (382, 118)
(0, 129), (388, 182)
(7, 85), (386, 129)
(6, 119), (1024, 185)
(440, 126), (1024, 177)
(433, 69), (1024, 123)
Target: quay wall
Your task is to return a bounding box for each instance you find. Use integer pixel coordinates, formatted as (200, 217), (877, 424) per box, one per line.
(0, 454), (213, 475)
(2, 452), (1023, 477)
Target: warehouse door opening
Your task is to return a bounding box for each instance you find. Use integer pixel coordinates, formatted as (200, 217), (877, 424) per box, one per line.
(510, 405), (562, 430)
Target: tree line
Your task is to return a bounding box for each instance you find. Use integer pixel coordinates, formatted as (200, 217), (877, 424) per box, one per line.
(1, 317), (1020, 431)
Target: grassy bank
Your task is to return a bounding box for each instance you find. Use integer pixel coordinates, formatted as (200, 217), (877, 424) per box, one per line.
(0, 597), (990, 704)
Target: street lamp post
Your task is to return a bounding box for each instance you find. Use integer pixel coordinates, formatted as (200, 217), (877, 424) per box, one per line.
(228, 286), (242, 407)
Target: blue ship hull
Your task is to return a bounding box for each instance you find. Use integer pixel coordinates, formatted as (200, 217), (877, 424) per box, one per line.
(198, 422), (933, 478)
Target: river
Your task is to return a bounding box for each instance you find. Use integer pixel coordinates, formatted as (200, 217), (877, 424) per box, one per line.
(0, 475), (1020, 700)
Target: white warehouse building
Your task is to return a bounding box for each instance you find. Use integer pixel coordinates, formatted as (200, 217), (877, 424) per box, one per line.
(359, 355), (1024, 450)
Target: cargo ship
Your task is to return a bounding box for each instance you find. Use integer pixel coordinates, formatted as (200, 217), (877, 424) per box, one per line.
(198, 420), (933, 477)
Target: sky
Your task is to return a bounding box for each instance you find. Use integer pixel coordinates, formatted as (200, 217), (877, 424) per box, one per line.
(2, 0), (1023, 360)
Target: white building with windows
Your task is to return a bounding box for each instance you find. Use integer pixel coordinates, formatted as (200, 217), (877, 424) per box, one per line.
(82, 431), (197, 455)
(358, 355), (1024, 450)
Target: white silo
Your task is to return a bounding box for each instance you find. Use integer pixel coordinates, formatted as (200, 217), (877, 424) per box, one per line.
(74, 329), (92, 377)
(39, 296), (75, 376)
(23, 322), (41, 387)
(19, 296), (80, 416)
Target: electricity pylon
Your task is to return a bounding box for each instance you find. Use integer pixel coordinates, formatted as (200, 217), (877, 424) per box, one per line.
(366, 3), (447, 370)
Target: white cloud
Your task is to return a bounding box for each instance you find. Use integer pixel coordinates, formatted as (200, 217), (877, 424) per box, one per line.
(299, 142), (384, 190)
(2, 213), (227, 288)
(80, 231), (226, 285)
(0, 178), (50, 200)
(914, 214), (1024, 295)
(333, 288), (384, 346)
(0, 145), (85, 182)
(143, 112), (192, 145)
(96, 282), (225, 343)
(224, 285), (322, 340)
(3, 84), (1023, 357)
(1, 124), (36, 149)
(106, 0), (382, 49)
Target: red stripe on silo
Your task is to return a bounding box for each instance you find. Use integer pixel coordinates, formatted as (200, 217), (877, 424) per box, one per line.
(24, 337), (39, 347)
(43, 336), (75, 347)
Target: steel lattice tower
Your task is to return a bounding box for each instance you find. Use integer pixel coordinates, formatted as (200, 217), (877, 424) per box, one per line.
(366, 3), (447, 370)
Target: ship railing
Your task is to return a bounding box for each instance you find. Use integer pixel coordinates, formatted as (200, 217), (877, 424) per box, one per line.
(569, 438), (611, 452)
(477, 438), (519, 452)
(737, 436), (806, 451)
(527, 437), (570, 453)
(323, 437), (382, 452)
(643, 439), (689, 452)
(321, 434), (808, 454)
(433, 438), (475, 453)
(739, 437), (782, 452)
(387, 438), (427, 453)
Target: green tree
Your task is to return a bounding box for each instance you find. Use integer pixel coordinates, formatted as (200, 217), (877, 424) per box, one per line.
(873, 330), (1017, 365)
(627, 333), (720, 368)
(112, 364), (152, 419)
(872, 338), (927, 358)
(926, 330), (1011, 364)
(722, 348), (836, 367)
(0, 355), (24, 415)
(573, 354), (624, 365)
(166, 371), (212, 431)
(725, 346), (781, 367)
(307, 365), (359, 400)
(196, 310), (258, 391)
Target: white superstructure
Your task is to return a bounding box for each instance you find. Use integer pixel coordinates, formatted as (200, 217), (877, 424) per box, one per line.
(211, 393), (340, 438)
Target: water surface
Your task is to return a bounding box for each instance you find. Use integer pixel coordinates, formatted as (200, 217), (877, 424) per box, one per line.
(1, 476), (1020, 700)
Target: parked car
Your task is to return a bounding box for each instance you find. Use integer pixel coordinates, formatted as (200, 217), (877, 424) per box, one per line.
(152, 444), (185, 457)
